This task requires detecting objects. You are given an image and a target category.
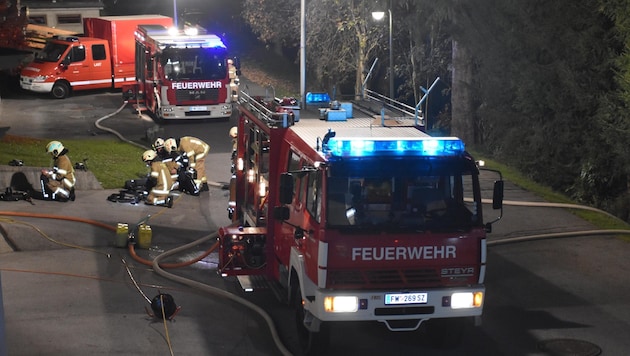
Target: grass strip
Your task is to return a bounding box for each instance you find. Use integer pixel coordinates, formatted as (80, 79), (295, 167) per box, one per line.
(0, 135), (146, 189)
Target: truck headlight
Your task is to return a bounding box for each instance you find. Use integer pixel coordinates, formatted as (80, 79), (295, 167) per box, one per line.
(33, 75), (48, 82)
(324, 296), (358, 313)
(450, 292), (483, 309)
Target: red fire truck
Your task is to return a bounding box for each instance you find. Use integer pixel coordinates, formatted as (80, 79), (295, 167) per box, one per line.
(20, 15), (173, 99)
(127, 25), (240, 121)
(219, 92), (503, 353)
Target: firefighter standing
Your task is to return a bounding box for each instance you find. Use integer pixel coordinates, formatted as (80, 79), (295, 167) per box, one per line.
(229, 126), (238, 153)
(164, 136), (210, 191)
(142, 149), (174, 208)
(40, 140), (76, 202)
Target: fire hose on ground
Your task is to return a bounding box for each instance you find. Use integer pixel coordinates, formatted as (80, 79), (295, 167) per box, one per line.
(484, 199), (630, 246)
(3, 197), (630, 355)
(0, 209), (293, 355)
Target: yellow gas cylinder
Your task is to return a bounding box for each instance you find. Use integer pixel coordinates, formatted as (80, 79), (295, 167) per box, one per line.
(137, 224), (153, 249)
(115, 223), (129, 248)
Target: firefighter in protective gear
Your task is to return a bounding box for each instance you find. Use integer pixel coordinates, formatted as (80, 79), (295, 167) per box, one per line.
(142, 149), (174, 208)
(153, 137), (179, 179)
(229, 126), (238, 151)
(156, 137), (196, 194)
(164, 136), (210, 191)
(40, 140), (76, 202)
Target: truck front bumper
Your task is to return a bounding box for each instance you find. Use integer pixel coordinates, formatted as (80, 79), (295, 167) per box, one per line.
(20, 77), (53, 93)
(305, 285), (484, 330)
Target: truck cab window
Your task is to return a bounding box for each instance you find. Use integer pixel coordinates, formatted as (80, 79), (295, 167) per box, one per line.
(325, 160), (478, 231)
(92, 44), (106, 61)
(161, 48), (228, 80)
(38, 43), (69, 62)
(69, 46), (86, 63)
(287, 151), (301, 201)
(306, 171), (322, 223)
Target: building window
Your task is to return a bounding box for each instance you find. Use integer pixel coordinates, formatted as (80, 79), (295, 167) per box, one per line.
(57, 14), (82, 24)
(28, 16), (47, 25)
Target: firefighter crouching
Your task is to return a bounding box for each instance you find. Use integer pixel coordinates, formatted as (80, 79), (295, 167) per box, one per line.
(164, 136), (210, 191)
(142, 149), (174, 208)
(39, 140), (76, 202)
(153, 138), (179, 179)
(154, 137), (200, 196)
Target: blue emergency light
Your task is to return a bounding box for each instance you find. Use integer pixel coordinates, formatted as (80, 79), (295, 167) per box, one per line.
(202, 35), (226, 48)
(161, 34), (226, 49)
(325, 137), (465, 157)
(306, 92), (330, 104)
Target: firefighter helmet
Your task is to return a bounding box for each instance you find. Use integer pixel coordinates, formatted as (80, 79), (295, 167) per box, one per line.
(164, 138), (178, 153)
(142, 150), (157, 162)
(153, 138), (165, 150)
(229, 126), (238, 138)
(46, 141), (64, 157)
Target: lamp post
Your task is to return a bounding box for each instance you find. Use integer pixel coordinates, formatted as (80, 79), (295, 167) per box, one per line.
(372, 0), (394, 99)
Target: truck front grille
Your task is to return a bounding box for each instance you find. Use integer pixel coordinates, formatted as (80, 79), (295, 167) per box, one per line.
(327, 268), (441, 289)
(374, 306), (435, 316)
(176, 88), (220, 101)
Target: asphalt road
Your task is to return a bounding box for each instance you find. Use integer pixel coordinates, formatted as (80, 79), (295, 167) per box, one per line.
(2, 86), (630, 355)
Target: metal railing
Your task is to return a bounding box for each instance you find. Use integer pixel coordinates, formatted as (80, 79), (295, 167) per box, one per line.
(238, 90), (294, 128)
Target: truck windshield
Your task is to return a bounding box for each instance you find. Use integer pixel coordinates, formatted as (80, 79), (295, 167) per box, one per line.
(326, 158), (480, 232)
(36, 42), (69, 62)
(161, 47), (228, 80)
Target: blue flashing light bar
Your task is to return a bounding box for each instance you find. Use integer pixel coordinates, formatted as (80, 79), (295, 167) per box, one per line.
(325, 137), (465, 158)
(170, 35), (226, 48)
(199, 34), (226, 48)
(306, 92), (330, 104)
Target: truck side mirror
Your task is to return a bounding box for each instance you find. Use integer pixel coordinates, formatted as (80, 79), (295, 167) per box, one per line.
(492, 180), (504, 210)
(278, 173), (294, 204)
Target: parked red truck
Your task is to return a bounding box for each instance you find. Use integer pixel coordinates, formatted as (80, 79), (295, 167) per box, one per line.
(125, 24), (240, 121)
(219, 92), (504, 354)
(19, 15), (173, 98)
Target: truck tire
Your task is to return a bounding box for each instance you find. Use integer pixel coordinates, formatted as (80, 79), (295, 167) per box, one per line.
(291, 282), (330, 355)
(51, 81), (70, 99)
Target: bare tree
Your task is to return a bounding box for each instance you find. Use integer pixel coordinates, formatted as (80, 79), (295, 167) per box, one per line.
(242, 0), (300, 56)
(305, 0), (381, 98)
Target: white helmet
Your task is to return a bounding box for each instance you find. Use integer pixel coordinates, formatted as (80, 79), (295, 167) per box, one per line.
(153, 137), (165, 150)
(142, 150), (157, 162)
(46, 141), (64, 157)
(164, 138), (178, 153)
(229, 126), (238, 138)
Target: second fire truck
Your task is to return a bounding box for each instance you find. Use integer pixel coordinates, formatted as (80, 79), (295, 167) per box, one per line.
(127, 25), (240, 121)
(219, 92), (504, 353)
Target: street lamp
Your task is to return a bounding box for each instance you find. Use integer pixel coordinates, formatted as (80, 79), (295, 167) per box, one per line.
(372, 0), (394, 99)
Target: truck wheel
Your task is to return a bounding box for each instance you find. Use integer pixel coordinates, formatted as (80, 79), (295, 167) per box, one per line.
(51, 82), (70, 99)
(292, 283), (330, 355)
(426, 317), (468, 348)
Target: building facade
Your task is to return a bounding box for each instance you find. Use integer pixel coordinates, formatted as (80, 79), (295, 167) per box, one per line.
(23, 0), (103, 34)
